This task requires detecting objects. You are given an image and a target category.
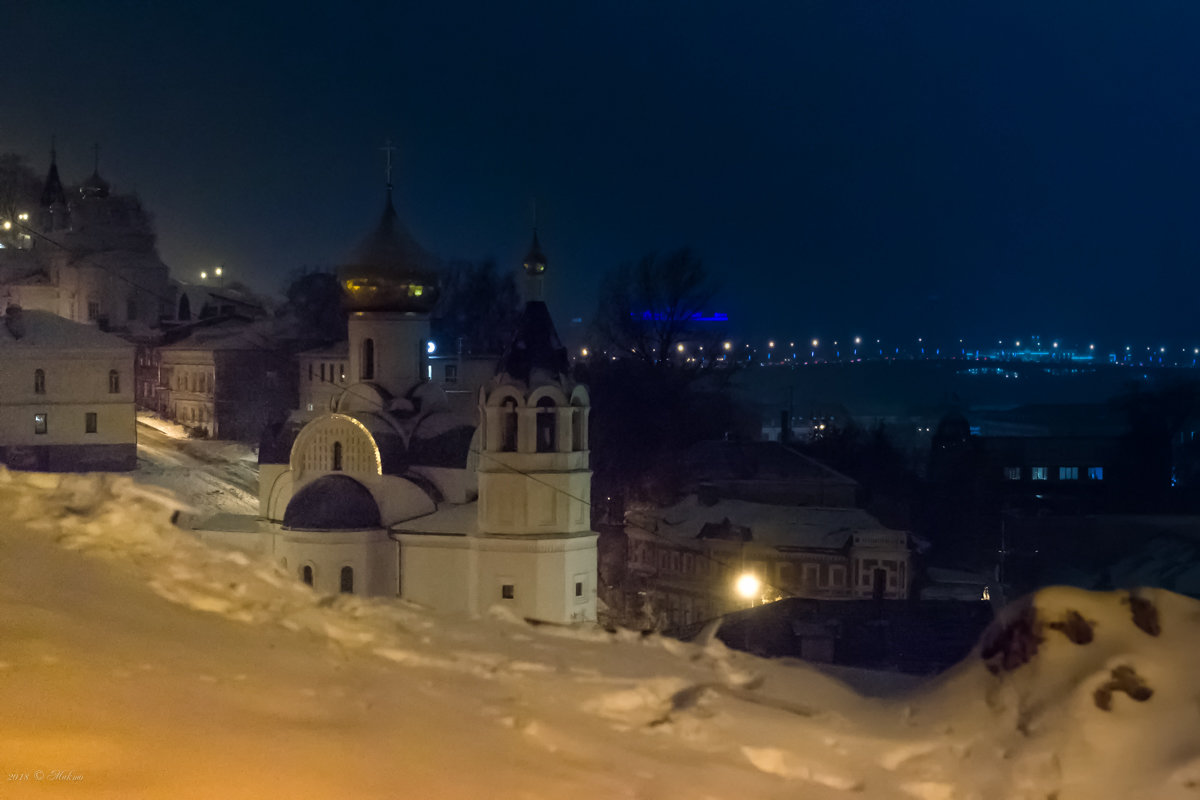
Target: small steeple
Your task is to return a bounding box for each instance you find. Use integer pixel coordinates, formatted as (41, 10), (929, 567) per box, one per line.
(521, 205), (548, 302)
(40, 139), (67, 209)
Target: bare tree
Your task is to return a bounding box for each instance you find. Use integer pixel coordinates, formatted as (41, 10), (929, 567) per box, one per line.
(591, 247), (721, 367)
(0, 153), (40, 231)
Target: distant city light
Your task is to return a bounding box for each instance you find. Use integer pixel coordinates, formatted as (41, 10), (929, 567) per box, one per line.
(2, 221), (10, 230)
(1053, 342), (1059, 348)
(1089, 344), (1095, 350)
(200, 271), (207, 280)
(214, 266), (223, 277)
(723, 341), (732, 351)
(854, 336), (861, 345)
(677, 343), (685, 353)
(581, 348), (589, 357)
(768, 340), (775, 348)
(811, 339), (819, 347)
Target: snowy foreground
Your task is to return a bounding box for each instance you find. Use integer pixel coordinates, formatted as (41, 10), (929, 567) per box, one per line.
(2, 470), (1198, 799)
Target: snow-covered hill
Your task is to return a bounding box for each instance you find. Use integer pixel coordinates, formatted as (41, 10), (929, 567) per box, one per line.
(2, 468), (1197, 799)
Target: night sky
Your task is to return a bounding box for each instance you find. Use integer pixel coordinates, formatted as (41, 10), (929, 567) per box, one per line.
(5, 2), (1199, 344)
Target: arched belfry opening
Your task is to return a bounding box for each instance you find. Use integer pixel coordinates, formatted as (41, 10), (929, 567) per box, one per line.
(535, 396), (557, 453)
(500, 398), (518, 452)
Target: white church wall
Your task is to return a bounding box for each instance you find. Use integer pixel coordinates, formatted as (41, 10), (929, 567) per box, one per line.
(396, 535), (473, 614)
(475, 534), (598, 624)
(409, 465), (476, 504)
(275, 529), (397, 597)
(259, 464), (291, 520)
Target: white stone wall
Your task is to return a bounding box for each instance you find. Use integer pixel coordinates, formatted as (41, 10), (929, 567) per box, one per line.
(274, 529), (398, 597)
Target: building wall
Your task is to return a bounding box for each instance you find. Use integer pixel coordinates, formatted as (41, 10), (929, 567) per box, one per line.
(274, 529), (398, 597)
(0, 347), (135, 471)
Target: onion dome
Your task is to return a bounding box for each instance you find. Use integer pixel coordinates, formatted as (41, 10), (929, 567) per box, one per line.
(522, 229), (547, 276)
(337, 190), (440, 313)
(79, 169), (111, 199)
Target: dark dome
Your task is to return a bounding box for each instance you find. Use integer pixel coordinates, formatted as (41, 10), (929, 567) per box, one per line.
(522, 230), (547, 276)
(337, 190), (440, 313)
(283, 475), (382, 530)
(79, 170), (111, 199)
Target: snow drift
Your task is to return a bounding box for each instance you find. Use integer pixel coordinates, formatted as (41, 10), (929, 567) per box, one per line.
(1, 468), (1197, 799)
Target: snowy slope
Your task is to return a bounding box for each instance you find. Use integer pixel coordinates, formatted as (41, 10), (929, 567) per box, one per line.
(1, 468), (1197, 799)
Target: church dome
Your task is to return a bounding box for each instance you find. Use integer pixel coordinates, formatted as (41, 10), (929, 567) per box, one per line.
(79, 169), (111, 199)
(283, 474), (382, 530)
(337, 190), (439, 314)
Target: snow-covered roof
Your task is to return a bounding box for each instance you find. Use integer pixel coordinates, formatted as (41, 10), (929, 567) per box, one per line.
(390, 501), (479, 536)
(627, 495), (897, 550)
(158, 319), (276, 352)
(0, 308), (133, 351)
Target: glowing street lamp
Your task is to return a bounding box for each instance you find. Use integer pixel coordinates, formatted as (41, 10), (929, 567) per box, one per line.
(735, 573), (761, 602)
(200, 270), (208, 280)
(723, 341), (732, 351)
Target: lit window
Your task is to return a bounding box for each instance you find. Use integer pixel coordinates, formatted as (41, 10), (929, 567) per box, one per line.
(85, 412), (97, 434)
(34, 368), (45, 394)
(1059, 467), (1078, 480)
(108, 370), (120, 393)
(340, 566), (354, 594)
(34, 413), (47, 434)
(444, 364), (458, 384)
(1031, 467), (1048, 480)
(1003, 466), (1021, 480)
(1088, 467), (1104, 480)
(501, 584), (515, 599)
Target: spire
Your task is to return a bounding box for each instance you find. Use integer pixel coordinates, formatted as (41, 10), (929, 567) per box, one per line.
(40, 138), (67, 209)
(522, 201), (548, 302)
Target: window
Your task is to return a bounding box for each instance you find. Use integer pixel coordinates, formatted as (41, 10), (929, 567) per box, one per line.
(803, 563), (820, 587)
(108, 370), (120, 393)
(320, 363), (326, 382)
(444, 364), (458, 384)
(830, 565), (846, 587)
(1003, 466), (1021, 480)
(1031, 467), (1048, 481)
(361, 338), (375, 379)
(308, 363), (313, 382)
(575, 581), (583, 597)
(34, 413), (47, 435)
(87, 300), (99, 322)
(85, 412), (97, 434)
(338, 363), (345, 382)
(535, 396), (556, 452)
(332, 441), (343, 471)
(1088, 467), (1104, 480)
(301, 565), (313, 586)
(340, 566), (354, 594)
(34, 369), (44, 394)
(1059, 467), (1079, 480)
(501, 584), (515, 600)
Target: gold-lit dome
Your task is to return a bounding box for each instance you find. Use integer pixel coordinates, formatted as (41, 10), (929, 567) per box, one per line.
(337, 191), (440, 314)
(522, 229), (547, 276)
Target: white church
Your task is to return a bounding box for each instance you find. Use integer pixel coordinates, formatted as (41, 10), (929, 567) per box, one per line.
(191, 182), (597, 625)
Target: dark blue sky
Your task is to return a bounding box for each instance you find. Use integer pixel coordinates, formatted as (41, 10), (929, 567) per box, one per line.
(4, 1), (1199, 343)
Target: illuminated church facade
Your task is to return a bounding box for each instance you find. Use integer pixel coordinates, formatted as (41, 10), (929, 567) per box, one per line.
(236, 180), (597, 624)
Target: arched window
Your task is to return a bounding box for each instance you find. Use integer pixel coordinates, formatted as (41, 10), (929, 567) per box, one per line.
(302, 565), (314, 586)
(340, 566), (354, 594)
(109, 370), (120, 393)
(34, 369), (45, 394)
(361, 338), (375, 380)
(500, 398), (518, 452)
(332, 441), (343, 471)
(535, 397), (557, 453)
